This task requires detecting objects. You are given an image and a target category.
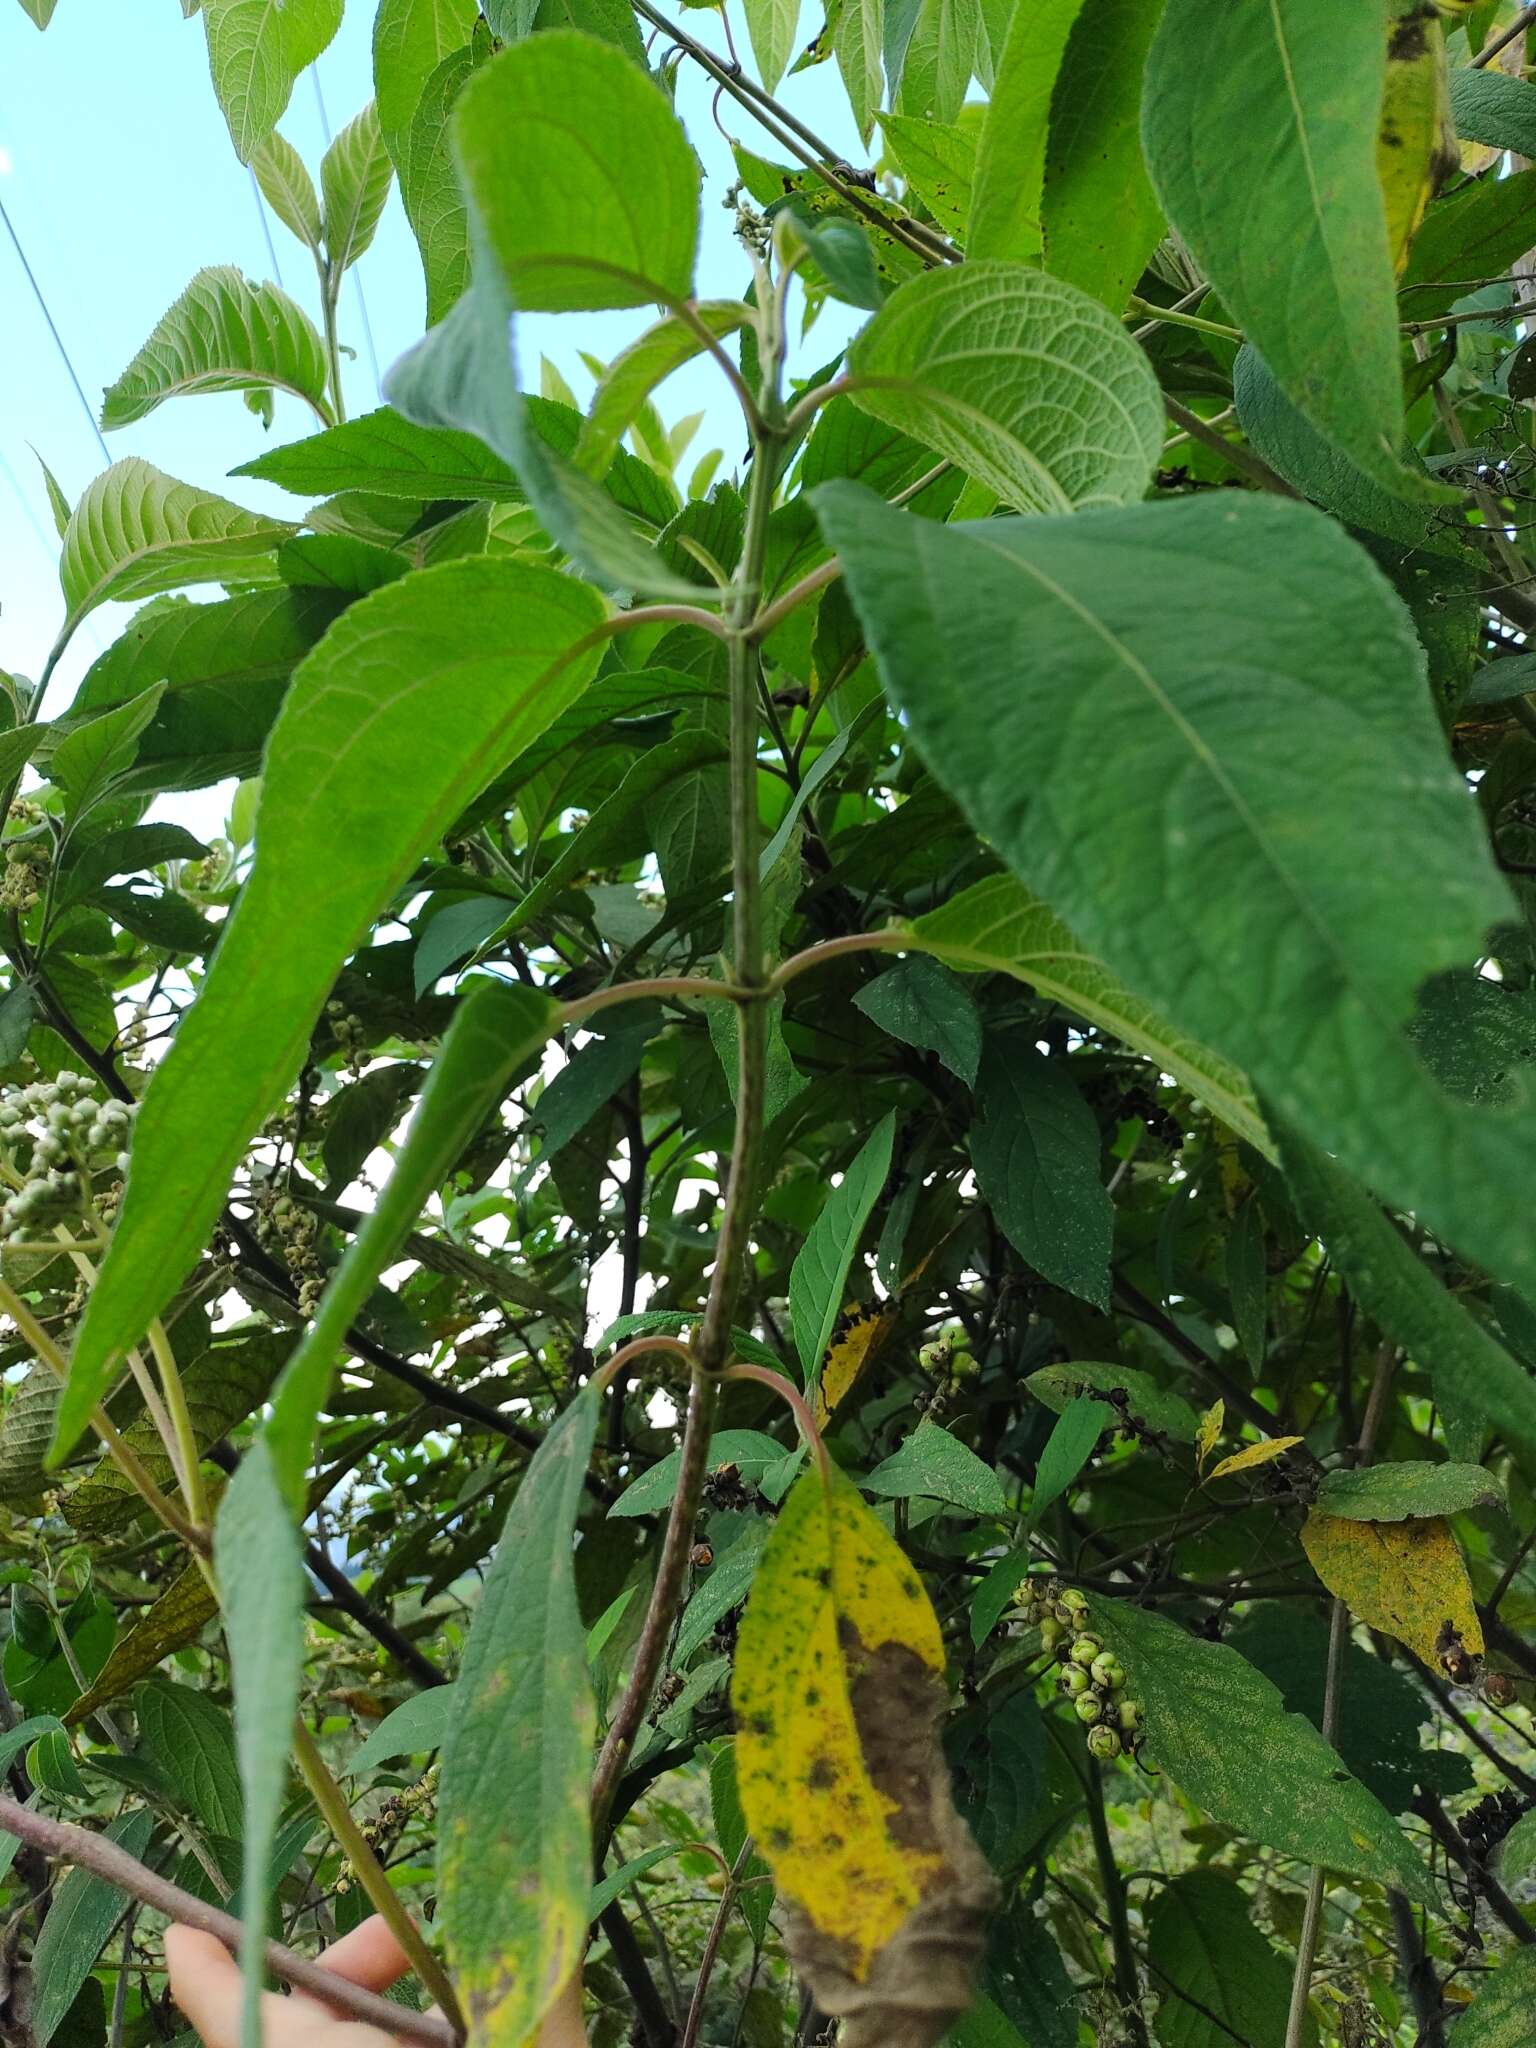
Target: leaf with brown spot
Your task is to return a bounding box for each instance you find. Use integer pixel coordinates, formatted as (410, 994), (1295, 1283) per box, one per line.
(815, 1306), (896, 1427)
(733, 1462), (994, 2048)
(1205, 1436), (1303, 1484)
(1300, 1510), (1483, 1670)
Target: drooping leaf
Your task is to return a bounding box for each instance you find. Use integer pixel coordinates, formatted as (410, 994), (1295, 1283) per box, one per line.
(63, 560), (605, 1452)
(1314, 1460), (1503, 1522)
(267, 979), (559, 1504)
(734, 1463), (994, 2047)
(1300, 1510), (1483, 1670)
(216, 1440), (305, 2048)
(906, 879), (1269, 1157)
(968, 0), (1087, 264)
(969, 1032), (1112, 1310)
(101, 267), (330, 430)
(819, 484), (1536, 1306)
(1027, 1397), (1108, 1532)
(441, 1385), (599, 2047)
(1145, 1869), (1315, 2048)
(788, 1111), (896, 1381)
(744, 0), (799, 93)
(1089, 1596), (1437, 1908)
(1026, 1362), (1200, 1443)
(1377, 3), (1452, 276)
(846, 262), (1162, 513)
(1040, 0), (1168, 313)
(64, 1564), (218, 1724)
(1142, 0), (1433, 500)
(30, 1809), (154, 2048)
(321, 102), (394, 276)
(864, 1419), (1009, 1517)
(57, 461), (294, 648)
(200, 0), (344, 162)
(852, 954), (981, 1086)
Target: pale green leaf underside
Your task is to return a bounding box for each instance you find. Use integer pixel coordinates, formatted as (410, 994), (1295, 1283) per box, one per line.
(848, 262), (1163, 514)
(249, 129), (322, 250)
(63, 559), (605, 1450)
(100, 265), (330, 429)
(321, 100), (394, 275)
(201, 0), (344, 163)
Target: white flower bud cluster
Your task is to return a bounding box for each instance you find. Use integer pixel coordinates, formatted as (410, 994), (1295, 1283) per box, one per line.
(0, 1071), (134, 1240)
(1013, 1576), (1144, 1762)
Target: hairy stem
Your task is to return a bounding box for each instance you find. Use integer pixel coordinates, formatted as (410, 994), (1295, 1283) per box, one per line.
(0, 1791), (454, 2048)
(1283, 1597), (1347, 2048)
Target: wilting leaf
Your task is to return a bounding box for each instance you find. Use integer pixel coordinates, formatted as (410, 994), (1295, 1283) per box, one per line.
(816, 1306), (898, 1426)
(1314, 1461), (1502, 1523)
(440, 1385), (599, 2046)
(789, 1112), (895, 1383)
(1206, 1437), (1302, 1484)
(734, 1462), (994, 2048)
(864, 1420), (1009, 1518)
(1090, 1597), (1436, 1908)
(1300, 1511), (1483, 1671)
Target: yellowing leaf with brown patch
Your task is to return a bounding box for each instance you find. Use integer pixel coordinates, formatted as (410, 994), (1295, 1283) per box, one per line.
(1196, 1399), (1225, 1474)
(1301, 1509), (1483, 1671)
(733, 1462), (993, 2048)
(1206, 1436), (1303, 1484)
(815, 1308), (896, 1427)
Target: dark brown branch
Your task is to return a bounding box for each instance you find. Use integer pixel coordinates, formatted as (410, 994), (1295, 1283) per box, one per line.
(1412, 1793), (1535, 1946)
(0, 1793), (455, 2048)
(1389, 1890), (1445, 2048)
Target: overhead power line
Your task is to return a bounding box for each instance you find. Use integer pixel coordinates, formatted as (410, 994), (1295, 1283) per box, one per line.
(0, 190), (110, 467)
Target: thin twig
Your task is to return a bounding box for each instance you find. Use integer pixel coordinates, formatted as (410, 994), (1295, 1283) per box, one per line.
(0, 1793), (455, 2048)
(1471, 3), (1536, 66)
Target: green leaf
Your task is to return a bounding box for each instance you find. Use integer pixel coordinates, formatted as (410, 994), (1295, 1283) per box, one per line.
(1226, 1195), (1266, 1373)
(1027, 1395), (1109, 1531)
(775, 203), (885, 312)
(833, 0), (883, 143)
(744, 0), (799, 93)
(709, 1745), (773, 1944)
(1026, 1362), (1200, 1444)
(399, 42), (483, 325)
(1502, 1809), (1536, 1890)
(969, 1031), (1111, 1310)
(101, 266), (330, 428)
(1398, 166), (1536, 323)
(610, 1430), (789, 1518)
(863, 1417), (1009, 1516)
(455, 32), (699, 313)
(321, 102), (394, 276)
(890, 0), (979, 125)
(1145, 1870), (1315, 2048)
(1452, 1950), (1536, 2046)
(57, 461), (294, 647)
(1276, 1128), (1536, 1475)
(1040, 0), (1167, 314)
(523, 1028), (648, 1180)
(788, 1110), (896, 1381)
(589, 1846), (686, 1922)
(853, 953), (980, 1085)
(878, 113), (974, 241)
(217, 1441), (305, 2048)
(235, 407), (521, 501)
(266, 979), (559, 1504)
(577, 304), (749, 479)
(820, 484), (1536, 1305)
(1090, 1596), (1437, 1909)
(200, 0), (344, 162)
(442, 1385), (599, 2045)
(968, 0), (1087, 264)
(30, 1808), (154, 2048)
(1314, 1460), (1503, 1523)
(676, 1521), (771, 1662)
(16, 0), (59, 26)
(249, 130), (323, 252)
(135, 1679), (242, 1837)
(347, 1686), (455, 1773)
(48, 687), (166, 820)
(1142, 0), (1432, 501)
(63, 559), (605, 1454)
(969, 1550), (1032, 1650)
(1450, 65), (1536, 158)
(58, 823), (210, 910)
(372, 0), (479, 176)
(846, 262), (1162, 513)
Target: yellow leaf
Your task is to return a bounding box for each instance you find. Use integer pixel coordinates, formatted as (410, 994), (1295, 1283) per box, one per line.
(1196, 1400), (1225, 1474)
(1205, 1436), (1303, 1484)
(1300, 1510), (1484, 1670)
(1379, 7), (1456, 273)
(815, 1307), (896, 1428)
(733, 1461), (992, 2047)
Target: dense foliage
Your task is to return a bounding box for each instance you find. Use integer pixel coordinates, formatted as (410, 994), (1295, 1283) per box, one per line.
(3, 1), (1536, 2045)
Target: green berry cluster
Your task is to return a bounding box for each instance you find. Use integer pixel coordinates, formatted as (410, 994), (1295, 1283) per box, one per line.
(324, 998), (369, 1075)
(1014, 1577), (1144, 1762)
(0, 1072), (134, 1240)
(257, 1189), (325, 1315)
(916, 1328), (978, 1419)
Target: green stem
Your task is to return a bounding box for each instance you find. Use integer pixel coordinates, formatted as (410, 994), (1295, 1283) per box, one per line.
(1081, 1743), (1145, 2042)
(320, 267), (348, 427)
(146, 1316), (209, 1531)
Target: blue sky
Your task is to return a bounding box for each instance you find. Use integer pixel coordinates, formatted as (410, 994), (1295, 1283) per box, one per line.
(0, 0), (864, 716)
